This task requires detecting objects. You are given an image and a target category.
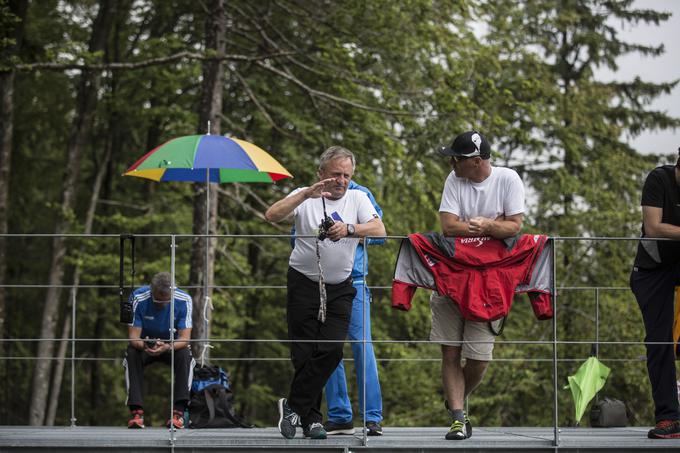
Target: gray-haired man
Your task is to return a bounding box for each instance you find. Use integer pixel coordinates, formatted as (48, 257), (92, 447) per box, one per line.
(265, 146), (386, 439)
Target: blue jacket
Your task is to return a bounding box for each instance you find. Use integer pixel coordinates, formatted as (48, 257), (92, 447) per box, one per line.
(349, 181), (384, 278)
(129, 286), (193, 340)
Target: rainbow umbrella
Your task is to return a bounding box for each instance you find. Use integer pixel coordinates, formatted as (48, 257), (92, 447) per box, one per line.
(124, 134), (292, 183)
(123, 133), (293, 257)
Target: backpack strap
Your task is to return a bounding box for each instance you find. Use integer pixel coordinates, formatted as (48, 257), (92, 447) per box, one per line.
(203, 388), (216, 425)
(215, 389), (254, 428)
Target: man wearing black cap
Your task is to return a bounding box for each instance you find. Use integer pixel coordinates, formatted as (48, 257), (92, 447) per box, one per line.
(630, 148), (680, 439)
(435, 130), (525, 440)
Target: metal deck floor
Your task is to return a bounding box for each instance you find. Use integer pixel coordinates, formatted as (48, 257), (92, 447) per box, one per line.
(2, 426), (680, 452)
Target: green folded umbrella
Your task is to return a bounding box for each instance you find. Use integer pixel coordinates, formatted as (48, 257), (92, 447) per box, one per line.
(565, 356), (611, 424)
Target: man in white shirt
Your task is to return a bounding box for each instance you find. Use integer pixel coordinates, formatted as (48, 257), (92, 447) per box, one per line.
(435, 130), (525, 440)
(265, 146), (386, 440)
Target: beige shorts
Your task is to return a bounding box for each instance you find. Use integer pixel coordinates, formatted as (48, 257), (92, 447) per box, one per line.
(429, 292), (495, 361)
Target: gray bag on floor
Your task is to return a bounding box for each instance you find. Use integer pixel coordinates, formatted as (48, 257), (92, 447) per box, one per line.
(589, 397), (627, 427)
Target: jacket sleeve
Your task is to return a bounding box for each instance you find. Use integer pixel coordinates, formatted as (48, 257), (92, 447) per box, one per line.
(528, 292), (553, 320)
(515, 236), (554, 320)
(392, 281), (418, 311)
(391, 236), (437, 311)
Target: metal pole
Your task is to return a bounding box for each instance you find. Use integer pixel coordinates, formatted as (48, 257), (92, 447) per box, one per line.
(595, 288), (600, 359)
(169, 235), (176, 444)
(70, 287), (77, 427)
(594, 288), (600, 404)
(362, 238), (368, 447)
(551, 239), (559, 446)
(205, 168), (210, 363)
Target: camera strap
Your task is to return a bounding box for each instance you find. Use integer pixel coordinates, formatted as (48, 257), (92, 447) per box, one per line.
(316, 237), (327, 323)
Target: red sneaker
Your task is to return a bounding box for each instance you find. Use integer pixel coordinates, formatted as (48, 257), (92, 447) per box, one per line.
(648, 420), (680, 439)
(167, 409), (184, 429)
(127, 409), (145, 429)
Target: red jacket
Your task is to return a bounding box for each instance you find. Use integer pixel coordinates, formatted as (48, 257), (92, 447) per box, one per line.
(392, 233), (553, 321)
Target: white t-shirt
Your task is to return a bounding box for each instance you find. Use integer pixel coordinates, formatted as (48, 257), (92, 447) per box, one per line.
(439, 166), (525, 221)
(289, 188), (379, 283)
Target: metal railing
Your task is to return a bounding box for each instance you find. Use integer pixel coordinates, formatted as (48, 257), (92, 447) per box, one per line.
(0, 233), (667, 448)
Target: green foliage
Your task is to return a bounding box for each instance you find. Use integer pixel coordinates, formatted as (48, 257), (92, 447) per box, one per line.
(2, 0), (678, 429)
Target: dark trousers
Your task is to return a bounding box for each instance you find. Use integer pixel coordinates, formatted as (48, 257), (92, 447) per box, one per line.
(286, 267), (355, 426)
(123, 345), (195, 410)
(630, 264), (680, 422)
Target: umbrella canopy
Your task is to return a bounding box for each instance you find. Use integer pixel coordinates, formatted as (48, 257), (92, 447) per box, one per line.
(566, 356), (611, 424)
(124, 135), (292, 183)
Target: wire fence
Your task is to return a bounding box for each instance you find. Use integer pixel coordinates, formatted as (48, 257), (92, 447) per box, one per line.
(0, 233), (667, 447)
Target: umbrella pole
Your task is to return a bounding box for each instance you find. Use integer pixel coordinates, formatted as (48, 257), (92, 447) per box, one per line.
(202, 168), (211, 366)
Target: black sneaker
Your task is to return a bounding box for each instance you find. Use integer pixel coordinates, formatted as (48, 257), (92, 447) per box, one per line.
(303, 422), (327, 439)
(445, 419), (468, 440)
(323, 420), (355, 435)
(366, 421), (383, 436)
(277, 398), (300, 439)
(648, 420), (680, 439)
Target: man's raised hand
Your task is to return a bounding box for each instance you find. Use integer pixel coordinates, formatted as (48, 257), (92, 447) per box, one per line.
(304, 178), (334, 199)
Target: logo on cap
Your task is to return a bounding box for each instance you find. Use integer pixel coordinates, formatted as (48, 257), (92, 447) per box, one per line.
(471, 133), (482, 152)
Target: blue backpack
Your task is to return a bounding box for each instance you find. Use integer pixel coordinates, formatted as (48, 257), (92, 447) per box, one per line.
(192, 365), (231, 393)
(189, 364), (252, 429)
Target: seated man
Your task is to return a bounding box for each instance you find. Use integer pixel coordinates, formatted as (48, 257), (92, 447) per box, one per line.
(123, 272), (195, 429)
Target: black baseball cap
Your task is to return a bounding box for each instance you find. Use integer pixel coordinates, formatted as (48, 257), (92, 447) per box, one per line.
(439, 130), (491, 159)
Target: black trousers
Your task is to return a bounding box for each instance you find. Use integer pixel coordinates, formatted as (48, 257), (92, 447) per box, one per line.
(123, 345), (195, 410)
(630, 264), (680, 422)
(286, 267), (355, 426)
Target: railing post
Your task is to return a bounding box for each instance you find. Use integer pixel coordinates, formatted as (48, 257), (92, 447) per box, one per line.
(595, 287), (600, 359)
(70, 287), (77, 427)
(594, 287), (600, 406)
(551, 238), (559, 446)
(169, 234), (177, 445)
(362, 237), (369, 447)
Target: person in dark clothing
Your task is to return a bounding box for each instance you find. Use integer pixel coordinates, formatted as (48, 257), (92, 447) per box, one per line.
(264, 146), (386, 440)
(630, 147), (680, 439)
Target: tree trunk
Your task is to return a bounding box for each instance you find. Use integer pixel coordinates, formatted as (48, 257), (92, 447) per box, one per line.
(88, 313), (105, 424)
(236, 242), (261, 418)
(45, 305), (71, 426)
(0, 0), (28, 349)
(28, 0), (117, 426)
(44, 133), (114, 426)
(0, 71), (13, 348)
(190, 0), (226, 364)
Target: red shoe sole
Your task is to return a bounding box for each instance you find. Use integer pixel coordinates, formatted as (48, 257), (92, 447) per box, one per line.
(649, 433), (680, 439)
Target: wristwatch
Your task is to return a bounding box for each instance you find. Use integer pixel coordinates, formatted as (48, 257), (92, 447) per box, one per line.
(346, 224), (355, 237)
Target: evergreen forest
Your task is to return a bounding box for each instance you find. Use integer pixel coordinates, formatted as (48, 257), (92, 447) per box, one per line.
(1, 0), (679, 429)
